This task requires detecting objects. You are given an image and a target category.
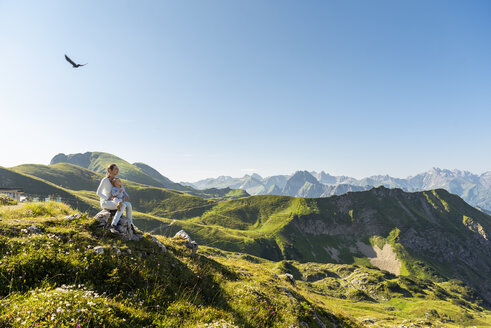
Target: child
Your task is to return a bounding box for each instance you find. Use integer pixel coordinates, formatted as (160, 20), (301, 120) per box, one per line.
(111, 178), (128, 211)
(108, 178), (136, 234)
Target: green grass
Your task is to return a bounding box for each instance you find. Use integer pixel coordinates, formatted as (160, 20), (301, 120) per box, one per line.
(0, 201), (73, 220)
(0, 202), (360, 327)
(11, 163), (103, 191)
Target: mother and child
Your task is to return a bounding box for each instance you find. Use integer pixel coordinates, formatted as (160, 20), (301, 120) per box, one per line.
(96, 163), (137, 234)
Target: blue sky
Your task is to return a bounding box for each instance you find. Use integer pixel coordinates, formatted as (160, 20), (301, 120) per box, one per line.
(1, 1), (490, 181)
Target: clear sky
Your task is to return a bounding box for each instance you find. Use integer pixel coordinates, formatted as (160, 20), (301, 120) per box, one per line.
(1, 1), (490, 182)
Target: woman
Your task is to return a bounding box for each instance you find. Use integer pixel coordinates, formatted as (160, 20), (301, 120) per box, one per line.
(96, 163), (135, 234)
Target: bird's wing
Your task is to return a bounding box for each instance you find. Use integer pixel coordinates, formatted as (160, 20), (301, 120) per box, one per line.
(79, 63), (87, 66)
(65, 54), (77, 66)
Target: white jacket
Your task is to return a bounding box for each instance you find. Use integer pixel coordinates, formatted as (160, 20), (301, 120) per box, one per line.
(96, 177), (113, 201)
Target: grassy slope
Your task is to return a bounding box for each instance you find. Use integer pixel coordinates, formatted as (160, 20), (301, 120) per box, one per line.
(0, 202), (358, 328)
(51, 152), (169, 188)
(0, 202), (489, 327)
(11, 163), (103, 191)
(149, 188), (491, 305)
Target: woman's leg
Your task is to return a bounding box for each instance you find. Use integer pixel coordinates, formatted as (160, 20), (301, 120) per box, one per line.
(112, 202), (127, 226)
(124, 202), (133, 225)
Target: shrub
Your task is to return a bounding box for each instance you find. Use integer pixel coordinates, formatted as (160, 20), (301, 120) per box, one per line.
(0, 195), (17, 206)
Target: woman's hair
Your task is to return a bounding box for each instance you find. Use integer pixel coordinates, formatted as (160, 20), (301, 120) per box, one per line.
(106, 163), (118, 178)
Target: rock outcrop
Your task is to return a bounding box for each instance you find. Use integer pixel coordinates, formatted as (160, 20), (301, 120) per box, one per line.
(27, 225), (42, 234)
(94, 210), (143, 241)
(173, 230), (198, 254)
(93, 246), (104, 254)
(64, 214), (82, 221)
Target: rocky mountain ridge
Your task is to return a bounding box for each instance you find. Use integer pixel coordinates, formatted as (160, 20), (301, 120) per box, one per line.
(184, 168), (491, 211)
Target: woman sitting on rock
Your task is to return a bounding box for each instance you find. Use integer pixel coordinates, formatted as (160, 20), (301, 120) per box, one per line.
(96, 163), (136, 234)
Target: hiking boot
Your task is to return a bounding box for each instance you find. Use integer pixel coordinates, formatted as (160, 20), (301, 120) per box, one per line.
(130, 224), (138, 234)
(117, 201), (122, 211)
(109, 225), (119, 234)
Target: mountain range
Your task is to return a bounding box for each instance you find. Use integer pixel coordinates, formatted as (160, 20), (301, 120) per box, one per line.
(184, 168), (491, 212)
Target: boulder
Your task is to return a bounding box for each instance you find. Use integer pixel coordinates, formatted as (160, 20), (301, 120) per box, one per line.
(174, 230), (192, 242)
(64, 214), (82, 221)
(94, 210), (143, 241)
(93, 246), (104, 254)
(281, 273), (296, 286)
(173, 229), (198, 254)
(27, 225), (42, 234)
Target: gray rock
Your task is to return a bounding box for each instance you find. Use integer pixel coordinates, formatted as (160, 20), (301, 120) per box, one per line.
(27, 225), (42, 234)
(281, 273), (296, 286)
(174, 230), (192, 242)
(93, 246), (104, 254)
(94, 210), (143, 241)
(152, 236), (167, 253)
(64, 214), (82, 221)
(173, 230), (198, 254)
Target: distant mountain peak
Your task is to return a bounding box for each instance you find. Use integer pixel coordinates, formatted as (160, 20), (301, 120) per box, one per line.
(251, 173), (262, 180)
(186, 167), (491, 211)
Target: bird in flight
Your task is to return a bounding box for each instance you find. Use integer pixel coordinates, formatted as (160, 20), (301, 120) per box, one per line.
(65, 54), (87, 68)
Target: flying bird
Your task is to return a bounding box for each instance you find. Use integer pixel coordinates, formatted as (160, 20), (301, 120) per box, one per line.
(65, 54), (87, 68)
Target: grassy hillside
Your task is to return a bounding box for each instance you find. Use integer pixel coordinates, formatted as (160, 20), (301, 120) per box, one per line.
(0, 202), (359, 327)
(149, 188), (491, 305)
(11, 163), (102, 191)
(51, 152), (169, 188)
(0, 202), (489, 327)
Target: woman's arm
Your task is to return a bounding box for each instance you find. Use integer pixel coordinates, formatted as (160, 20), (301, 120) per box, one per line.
(96, 178), (109, 200)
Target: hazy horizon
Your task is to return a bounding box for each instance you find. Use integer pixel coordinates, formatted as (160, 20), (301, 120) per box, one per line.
(1, 1), (490, 181)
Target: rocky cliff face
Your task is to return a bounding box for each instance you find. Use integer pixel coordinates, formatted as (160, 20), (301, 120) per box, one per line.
(282, 187), (491, 304)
